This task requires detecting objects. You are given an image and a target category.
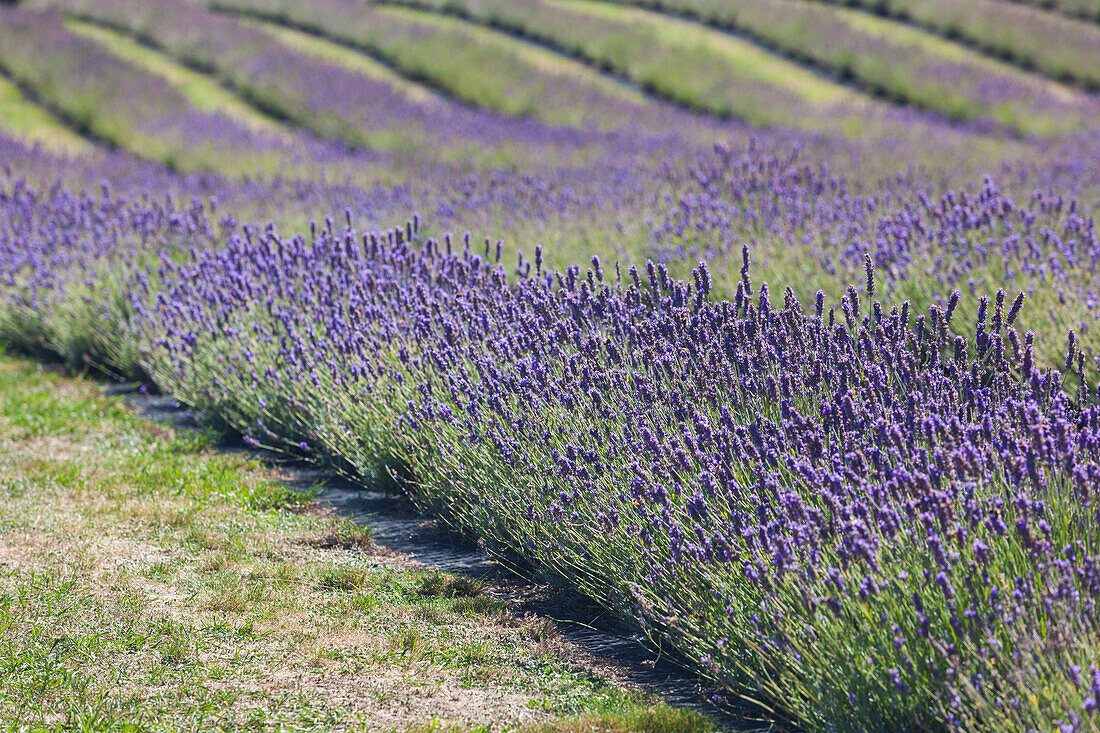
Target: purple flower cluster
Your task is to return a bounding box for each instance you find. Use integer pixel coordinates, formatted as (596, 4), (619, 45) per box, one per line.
(652, 145), (1100, 368)
(3, 140), (1100, 727)
(83, 195), (1090, 730)
(0, 174), (218, 370)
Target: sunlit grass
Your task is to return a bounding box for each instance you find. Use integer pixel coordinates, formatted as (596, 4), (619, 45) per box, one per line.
(228, 0), (667, 130)
(0, 355), (719, 732)
(827, 0), (1100, 90)
(553, 0), (853, 105)
(0, 74), (95, 156)
(834, 3), (1086, 134)
(378, 4), (650, 105)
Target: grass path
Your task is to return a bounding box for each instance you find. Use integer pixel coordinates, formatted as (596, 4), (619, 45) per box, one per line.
(0, 73), (95, 157)
(0, 355), (714, 732)
(375, 0), (872, 132)
(1003, 0), (1100, 23)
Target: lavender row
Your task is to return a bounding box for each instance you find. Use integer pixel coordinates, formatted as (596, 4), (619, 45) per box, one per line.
(30, 0), (706, 171)
(212, 0), (728, 141)
(380, 0), (897, 133)
(1006, 0), (1100, 22)
(2, 163), (1099, 730)
(0, 6), (321, 177)
(127, 208), (1100, 732)
(650, 146), (1100, 372)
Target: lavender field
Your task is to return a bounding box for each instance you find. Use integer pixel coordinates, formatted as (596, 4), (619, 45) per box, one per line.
(1, 0), (1099, 730)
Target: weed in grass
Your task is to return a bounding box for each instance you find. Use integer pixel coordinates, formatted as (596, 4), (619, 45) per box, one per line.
(149, 616), (197, 666)
(141, 560), (175, 582)
(390, 629), (421, 657)
(418, 572), (487, 599)
(452, 596), (507, 618)
(205, 591), (250, 614)
(449, 642), (497, 670)
(199, 551), (237, 574)
(524, 705), (715, 733)
(184, 528), (231, 552)
(415, 602), (450, 624)
(317, 565), (368, 591)
(523, 617), (561, 646)
(417, 572), (449, 598)
(165, 429), (220, 455)
(351, 594), (381, 613)
(446, 577), (487, 598)
(273, 561), (299, 586)
(303, 520), (375, 550)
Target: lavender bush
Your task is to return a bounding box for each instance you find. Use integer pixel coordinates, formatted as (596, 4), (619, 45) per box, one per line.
(2, 154), (1098, 729)
(131, 212), (1100, 732)
(4, 0), (1100, 727)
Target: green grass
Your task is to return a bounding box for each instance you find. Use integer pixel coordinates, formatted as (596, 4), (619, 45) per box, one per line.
(0, 6), (300, 178)
(34, 0), (590, 170)
(0, 355), (719, 732)
(0, 74), (94, 156)
(833, 3), (1087, 133)
(360, 3), (654, 123)
(525, 707), (715, 733)
(375, 0), (1034, 160)
(1009, 0), (1100, 21)
(558, 0), (852, 105)
(381, 0), (868, 131)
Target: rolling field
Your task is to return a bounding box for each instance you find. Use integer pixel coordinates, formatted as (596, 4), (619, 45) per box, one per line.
(1, 0), (1100, 731)
(818, 0), (1100, 89)
(599, 0), (1096, 135)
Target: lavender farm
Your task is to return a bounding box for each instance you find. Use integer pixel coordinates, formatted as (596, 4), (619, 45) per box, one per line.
(1, 0), (1099, 731)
